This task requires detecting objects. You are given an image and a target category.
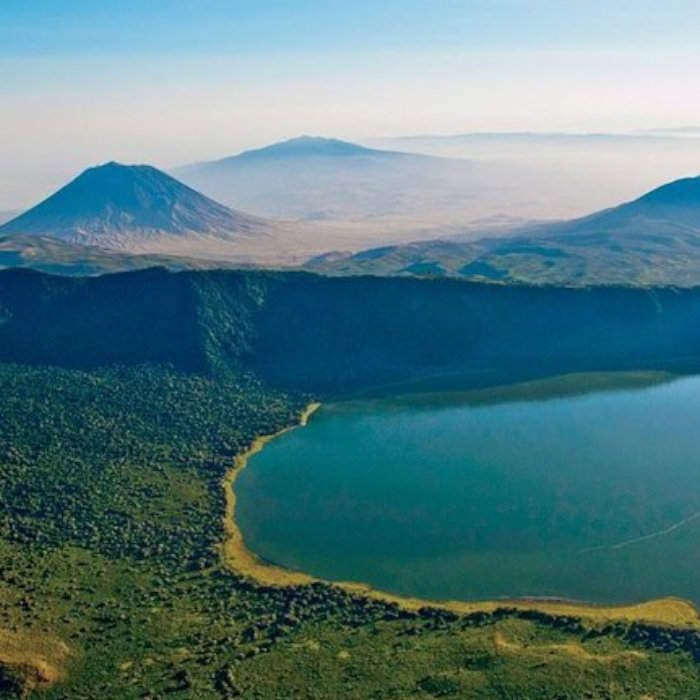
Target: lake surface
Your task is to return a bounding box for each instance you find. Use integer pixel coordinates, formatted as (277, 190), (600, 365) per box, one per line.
(237, 373), (700, 604)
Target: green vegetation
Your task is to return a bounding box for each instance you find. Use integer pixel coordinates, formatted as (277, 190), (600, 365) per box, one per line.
(0, 363), (699, 697)
(304, 229), (700, 288)
(2, 268), (700, 696)
(4, 267), (700, 397)
(0, 365), (304, 564)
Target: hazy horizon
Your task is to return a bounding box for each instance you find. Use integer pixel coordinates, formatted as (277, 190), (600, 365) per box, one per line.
(3, 1), (700, 212)
(4, 129), (700, 228)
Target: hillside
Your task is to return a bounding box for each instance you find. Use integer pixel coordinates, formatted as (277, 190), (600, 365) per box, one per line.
(306, 175), (700, 286)
(2, 268), (700, 394)
(0, 162), (270, 251)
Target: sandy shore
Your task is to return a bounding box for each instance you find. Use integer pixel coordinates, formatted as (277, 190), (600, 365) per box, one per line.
(221, 402), (321, 587)
(221, 402), (700, 629)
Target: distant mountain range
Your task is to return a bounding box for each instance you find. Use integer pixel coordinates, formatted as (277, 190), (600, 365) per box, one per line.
(4, 145), (700, 286)
(1, 153), (502, 266)
(214, 135), (393, 160)
(6, 129), (700, 227)
(381, 129), (700, 153)
(0, 162), (270, 251)
(305, 175), (700, 287)
(173, 135), (512, 228)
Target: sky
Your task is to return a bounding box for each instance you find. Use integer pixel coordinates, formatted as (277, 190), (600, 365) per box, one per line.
(2, 0), (700, 207)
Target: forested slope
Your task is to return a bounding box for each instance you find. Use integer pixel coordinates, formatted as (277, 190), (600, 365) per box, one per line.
(2, 268), (700, 394)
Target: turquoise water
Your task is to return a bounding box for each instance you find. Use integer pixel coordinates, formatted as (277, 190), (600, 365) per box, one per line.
(237, 374), (700, 604)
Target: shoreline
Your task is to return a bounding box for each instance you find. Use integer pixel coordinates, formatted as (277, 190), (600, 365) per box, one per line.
(221, 402), (322, 587)
(221, 400), (700, 630)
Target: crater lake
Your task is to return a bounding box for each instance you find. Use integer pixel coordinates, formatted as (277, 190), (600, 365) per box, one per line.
(236, 373), (700, 604)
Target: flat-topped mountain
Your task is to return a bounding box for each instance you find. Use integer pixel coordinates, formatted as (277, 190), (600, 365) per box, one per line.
(182, 136), (415, 169)
(0, 162), (269, 250)
(174, 135), (505, 227)
(221, 135), (396, 161)
(306, 175), (700, 286)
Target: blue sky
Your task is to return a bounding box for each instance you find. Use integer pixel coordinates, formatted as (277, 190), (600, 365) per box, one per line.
(3, 0), (700, 55)
(1, 1), (700, 205)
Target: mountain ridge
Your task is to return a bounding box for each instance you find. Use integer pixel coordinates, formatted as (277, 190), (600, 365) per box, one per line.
(3, 268), (700, 394)
(305, 174), (700, 286)
(214, 135), (409, 164)
(178, 135), (428, 171)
